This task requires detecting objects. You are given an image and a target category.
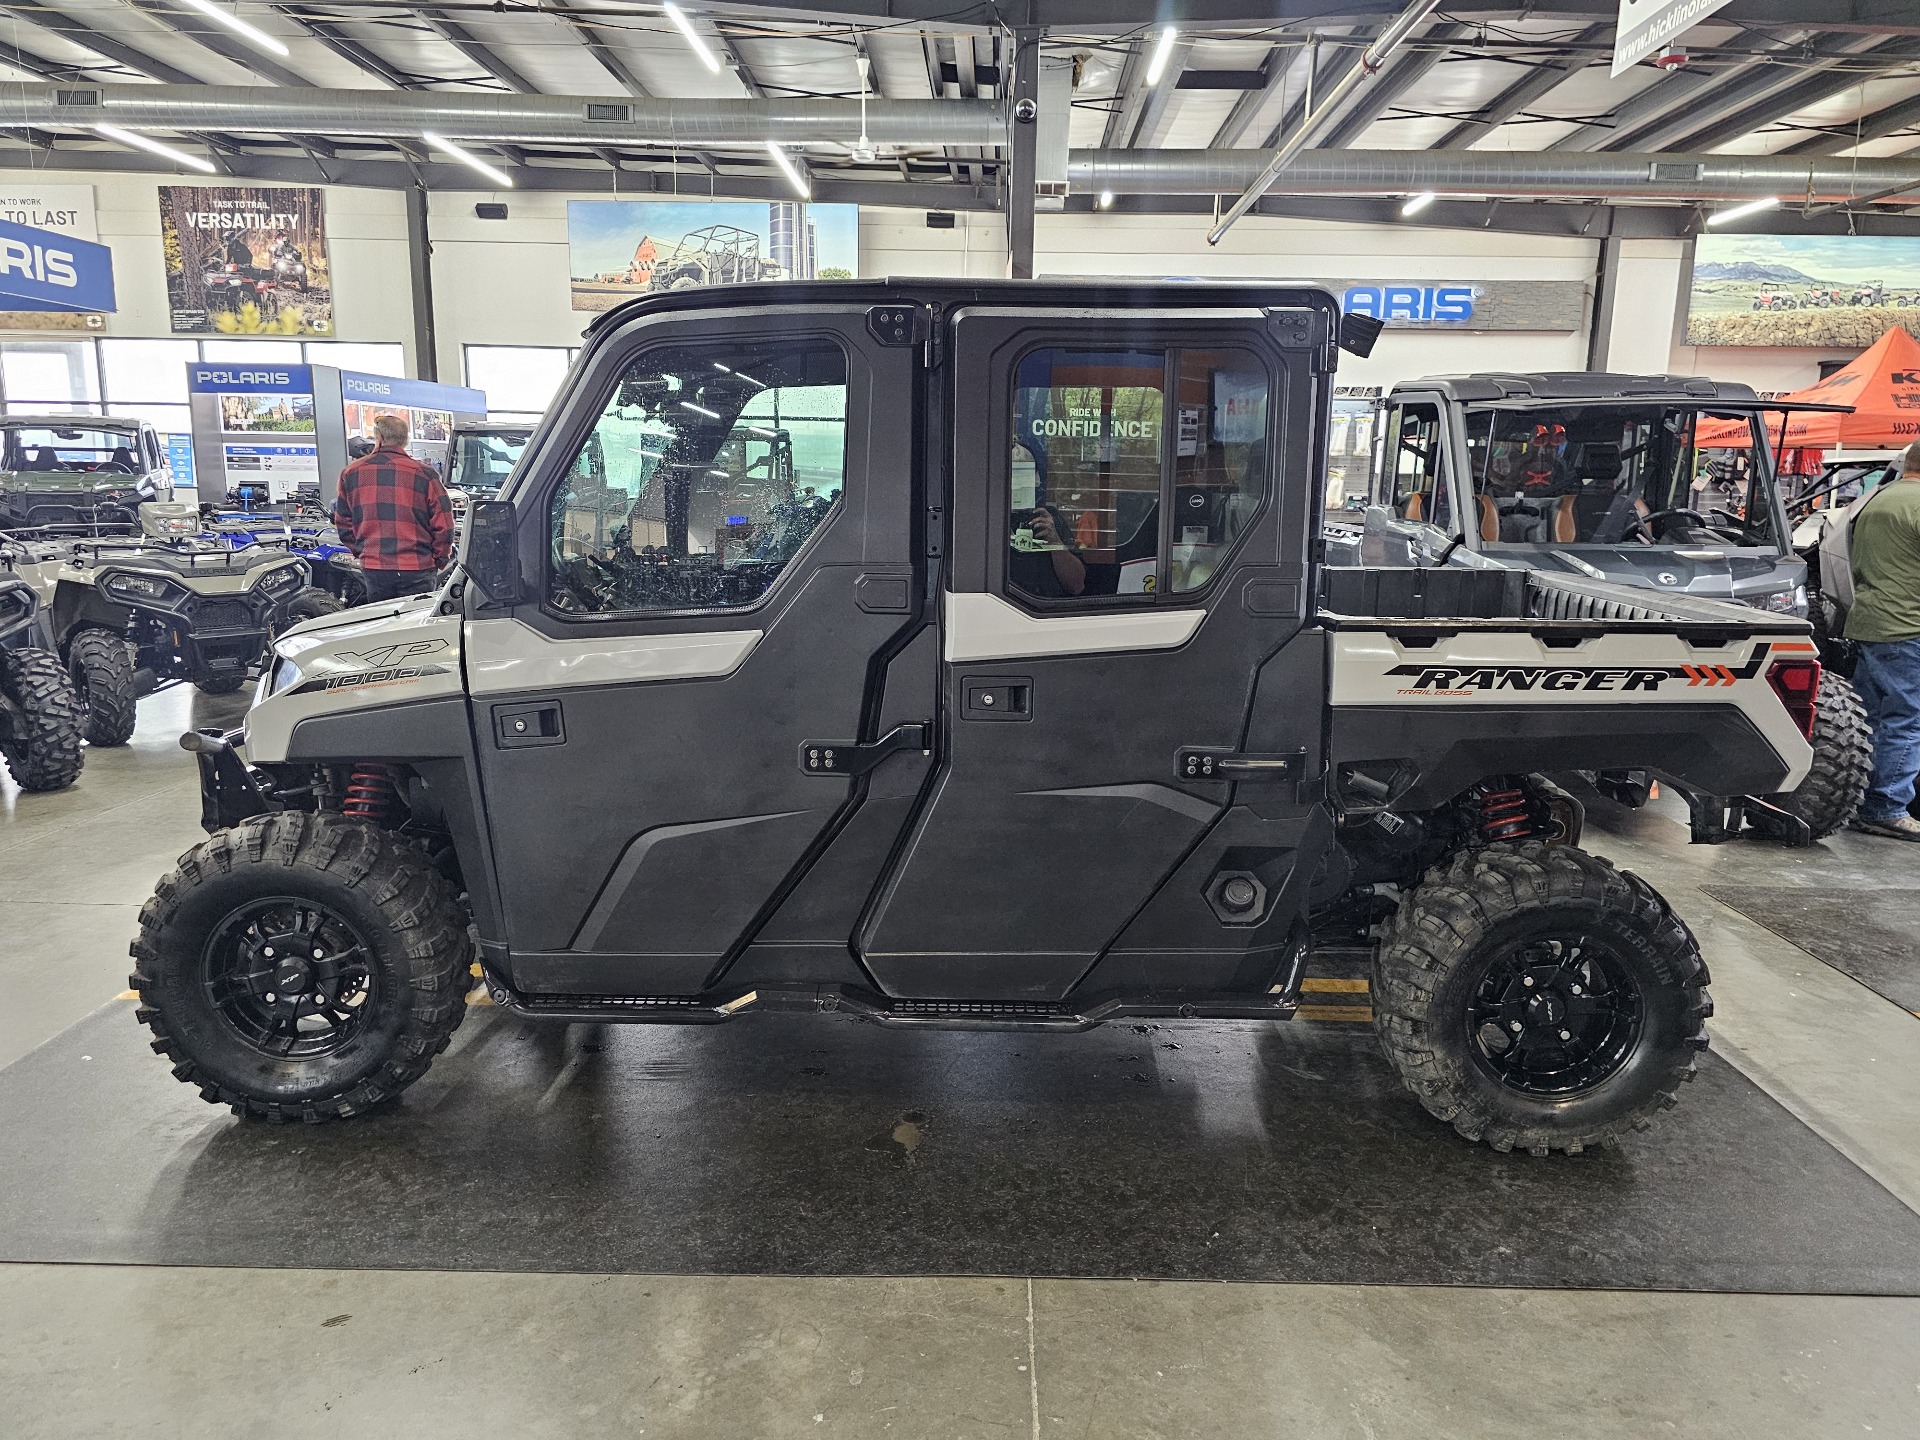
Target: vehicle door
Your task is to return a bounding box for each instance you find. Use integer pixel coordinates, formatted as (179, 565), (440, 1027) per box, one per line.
(466, 303), (924, 997)
(1360, 395), (1455, 565)
(858, 306), (1330, 1001)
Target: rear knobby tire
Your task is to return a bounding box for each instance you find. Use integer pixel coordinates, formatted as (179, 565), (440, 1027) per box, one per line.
(1747, 674), (1871, 843)
(67, 627), (137, 747)
(0, 647), (84, 791)
(272, 585), (345, 638)
(130, 811), (474, 1123)
(1372, 842), (1711, 1155)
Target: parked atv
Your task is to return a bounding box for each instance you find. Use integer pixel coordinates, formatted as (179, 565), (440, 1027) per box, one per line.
(48, 504), (342, 744)
(1326, 372), (1871, 842)
(132, 280), (1820, 1157)
(0, 554), (82, 791)
(204, 507), (366, 607)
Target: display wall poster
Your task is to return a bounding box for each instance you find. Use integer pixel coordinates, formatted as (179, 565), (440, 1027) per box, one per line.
(1685, 235), (1920, 347)
(567, 200), (858, 312)
(1328, 279), (1587, 332)
(160, 186), (332, 336)
(0, 184), (104, 331)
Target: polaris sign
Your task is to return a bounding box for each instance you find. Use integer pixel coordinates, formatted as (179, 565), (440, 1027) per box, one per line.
(0, 216), (116, 313)
(1342, 284), (1477, 325)
(1324, 278), (1587, 334)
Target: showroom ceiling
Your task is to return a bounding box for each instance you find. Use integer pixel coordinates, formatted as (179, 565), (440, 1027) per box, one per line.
(0, 0), (1917, 234)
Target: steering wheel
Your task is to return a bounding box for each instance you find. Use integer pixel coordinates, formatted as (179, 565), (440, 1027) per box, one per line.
(1616, 508), (1707, 543)
(97, 461), (133, 475)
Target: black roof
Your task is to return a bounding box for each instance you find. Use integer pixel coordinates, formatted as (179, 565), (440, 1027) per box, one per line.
(1387, 373), (1764, 405)
(585, 278), (1343, 336)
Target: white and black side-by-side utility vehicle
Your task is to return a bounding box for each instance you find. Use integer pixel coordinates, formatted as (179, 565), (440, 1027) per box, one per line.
(136, 282), (1824, 1155)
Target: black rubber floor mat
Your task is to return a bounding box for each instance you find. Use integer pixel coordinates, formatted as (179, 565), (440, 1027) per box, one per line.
(5, 1000), (1920, 1293)
(1704, 886), (1920, 1015)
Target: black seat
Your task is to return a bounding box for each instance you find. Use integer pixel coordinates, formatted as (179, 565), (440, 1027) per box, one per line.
(108, 446), (136, 471)
(1569, 442), (1638, 542)
(26, 447), (58, 471)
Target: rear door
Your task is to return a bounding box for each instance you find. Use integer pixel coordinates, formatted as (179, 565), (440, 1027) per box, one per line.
(466, 302), (925, 997)
(858, 305), (1329, 1001)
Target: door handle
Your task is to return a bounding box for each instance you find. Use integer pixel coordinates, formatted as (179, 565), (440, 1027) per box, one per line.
(799, 722), (932, 776)
(493, 702), (564, 748)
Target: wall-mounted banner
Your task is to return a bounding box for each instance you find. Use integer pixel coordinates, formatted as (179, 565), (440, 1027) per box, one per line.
(0, 184), (104, 331)
(568, 200), (858, 312)
(1328, 279), (1587, 333)
(0, 216), (115, 314)
(160, 185), (332, 336)
(1685, 234), (1920, 347)
(1613, 0), (1734, 76)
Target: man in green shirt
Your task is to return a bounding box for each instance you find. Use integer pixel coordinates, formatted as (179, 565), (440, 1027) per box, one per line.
(1847, 439), (1920, 839)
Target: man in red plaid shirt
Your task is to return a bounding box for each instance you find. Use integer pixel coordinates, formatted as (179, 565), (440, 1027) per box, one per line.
(331, 411), (454, 604)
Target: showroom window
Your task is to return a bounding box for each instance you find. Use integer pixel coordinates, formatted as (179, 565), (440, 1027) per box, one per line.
(465, 345), (576, 423)
(0, 337), (405, 439)
(547, 336), (847, 617)
(1007, 345), (1271, 605)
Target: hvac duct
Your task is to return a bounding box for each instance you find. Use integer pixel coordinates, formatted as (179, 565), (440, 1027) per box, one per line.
(1071, 149), (1920, 204)
(0, 84), (1002, 148)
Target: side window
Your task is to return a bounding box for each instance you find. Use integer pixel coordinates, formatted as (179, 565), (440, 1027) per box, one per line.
(1387, 403), (1450, 530)
(548, 338), (847, 615)
(1007, 345), (1269, 605)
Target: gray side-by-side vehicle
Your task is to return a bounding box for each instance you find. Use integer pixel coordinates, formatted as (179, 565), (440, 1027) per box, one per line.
(132, 282), (1821, 1155)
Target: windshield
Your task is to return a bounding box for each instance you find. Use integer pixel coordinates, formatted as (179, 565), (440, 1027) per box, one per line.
(1462, 404), (1777, 549)
(1, 426), (147, 476)
(449, 430), (530, 497)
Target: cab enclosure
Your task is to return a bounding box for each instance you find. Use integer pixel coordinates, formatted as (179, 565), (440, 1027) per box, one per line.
(0, 414), (173, 531)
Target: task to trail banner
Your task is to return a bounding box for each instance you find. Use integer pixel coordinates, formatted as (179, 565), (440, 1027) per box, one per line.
(160, 185), (333, 336)
(0, 216), (115, 314)
(1613, 0), (1734, 76)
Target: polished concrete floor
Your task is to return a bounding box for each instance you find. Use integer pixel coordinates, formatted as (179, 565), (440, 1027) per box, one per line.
(4, 687), (1920, 1438)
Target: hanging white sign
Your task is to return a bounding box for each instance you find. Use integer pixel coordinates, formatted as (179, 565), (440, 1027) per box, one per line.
(1613, 0), (1735, 77)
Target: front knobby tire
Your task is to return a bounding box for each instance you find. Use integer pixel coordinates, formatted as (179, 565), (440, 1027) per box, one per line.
(130, 811), (474, 1123)
(67, 628), (137, 747)
(0, 647), (84, 791)
(272, 586), (346, 638)
(1747, 674), (1871, 843)
(1372, 842), (1711, 1155)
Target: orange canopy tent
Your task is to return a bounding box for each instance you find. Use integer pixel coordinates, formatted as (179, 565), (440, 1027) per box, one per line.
(1695, 324), (1918, 450)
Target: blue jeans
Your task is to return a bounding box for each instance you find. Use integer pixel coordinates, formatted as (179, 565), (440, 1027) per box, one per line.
(1853, 637), (1920, 820)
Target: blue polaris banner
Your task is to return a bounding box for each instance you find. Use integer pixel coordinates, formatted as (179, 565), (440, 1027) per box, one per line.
(0, 216), (116, 312)
(340, 370), (485, 413)
(188, 363), (313, 395)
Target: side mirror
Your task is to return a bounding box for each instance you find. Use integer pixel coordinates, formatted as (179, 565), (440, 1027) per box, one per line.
(1337, 312), (1385, 359)
(465, 500), (520, 605)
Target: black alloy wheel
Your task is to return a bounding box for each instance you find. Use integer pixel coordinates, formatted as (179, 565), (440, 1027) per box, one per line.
(202, 897), (377, 1060)
(1466, 935), (1644, 1098)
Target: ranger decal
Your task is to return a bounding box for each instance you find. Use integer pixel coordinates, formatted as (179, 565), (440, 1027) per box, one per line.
(1388, 643), (1772, 696)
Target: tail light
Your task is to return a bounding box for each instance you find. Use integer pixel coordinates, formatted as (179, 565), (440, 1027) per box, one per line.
(1766, 658), (1821, 740)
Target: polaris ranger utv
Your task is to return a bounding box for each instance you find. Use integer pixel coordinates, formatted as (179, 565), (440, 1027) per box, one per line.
(134, 282), (1821, 1155)
(1324, 373), (1869, 842)
(0, 415), (173, 530)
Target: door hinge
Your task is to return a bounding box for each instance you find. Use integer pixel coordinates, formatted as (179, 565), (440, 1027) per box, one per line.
(799, 721), (932, 776)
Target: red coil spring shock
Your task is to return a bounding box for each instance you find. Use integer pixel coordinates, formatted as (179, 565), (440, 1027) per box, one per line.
(342, 764), (402, 825)
(1478, 783), (1535, 843)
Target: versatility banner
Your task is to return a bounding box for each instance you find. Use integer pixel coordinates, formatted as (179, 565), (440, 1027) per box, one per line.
(160, 185), (333, 336)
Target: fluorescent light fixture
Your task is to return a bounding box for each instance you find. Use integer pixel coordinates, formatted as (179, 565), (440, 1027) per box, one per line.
(765, 140), (810, 199)
(94, 124), (216, 174)
(1099, 190), (1115, 209)
(1706, 195), (1779, 227)
(1144, 25), (1179, 85)
(422, 132), (514, 188)
(1401, 191), (1436, 217)
(179, 0), (290, 58)
(662, 2), (722, 74)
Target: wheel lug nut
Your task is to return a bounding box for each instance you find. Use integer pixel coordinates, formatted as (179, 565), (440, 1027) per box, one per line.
(1559, 1029), (1571, 1041)
(265, 992), (276, 1002)
(263, 947), (274, 958)
(1523, 977), (1534, 987)
(1510, 1021), (1522, 1032)
(1571, 985), (1582, 994)
(313, 948), (324, 959)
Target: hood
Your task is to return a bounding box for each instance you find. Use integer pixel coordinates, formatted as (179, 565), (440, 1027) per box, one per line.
(1531, 547), (1801, 604)
(247, 595), (462, 763)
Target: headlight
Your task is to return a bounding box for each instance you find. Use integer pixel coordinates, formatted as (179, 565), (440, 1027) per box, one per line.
(101, 570), (185, 605)
(254, 564), (303, 597)
(1755, 585), (1808, 617)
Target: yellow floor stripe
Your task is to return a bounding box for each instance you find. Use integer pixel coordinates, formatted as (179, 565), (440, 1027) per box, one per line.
(1300, 977), (1370, 994)
(1296, 1004), (1374, 1023)
(116, 990), (138, 1001)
